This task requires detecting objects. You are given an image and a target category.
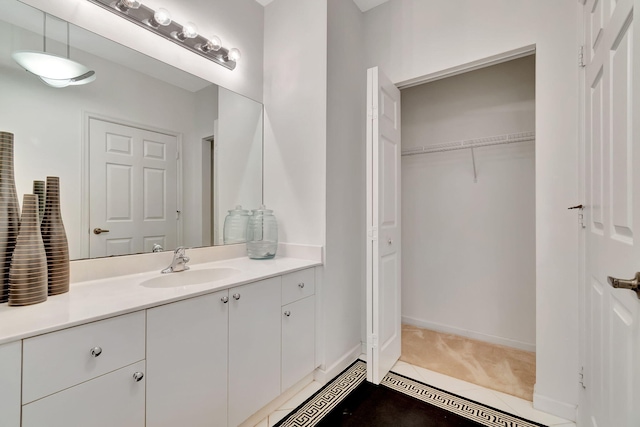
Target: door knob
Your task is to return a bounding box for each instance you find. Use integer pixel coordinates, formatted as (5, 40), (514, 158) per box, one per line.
(93, 228), (110, 235)
(607, 272), (640, 299)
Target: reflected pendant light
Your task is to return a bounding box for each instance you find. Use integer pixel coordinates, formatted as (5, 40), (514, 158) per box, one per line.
(11, 16), (96, 88)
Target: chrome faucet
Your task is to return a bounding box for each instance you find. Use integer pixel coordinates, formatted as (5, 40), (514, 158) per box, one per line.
(161, 247), (190, 274)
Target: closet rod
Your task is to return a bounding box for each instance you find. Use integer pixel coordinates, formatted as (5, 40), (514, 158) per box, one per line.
(401, 131), (535, 157)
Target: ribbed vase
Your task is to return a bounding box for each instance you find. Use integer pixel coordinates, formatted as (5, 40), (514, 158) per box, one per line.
(33, 180), (45, 224)
(0, 132), (20, 304)
(8, 194), (48, 306)
(41, 176), (70, 296)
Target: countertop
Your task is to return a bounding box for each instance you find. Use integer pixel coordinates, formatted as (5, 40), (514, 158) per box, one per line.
(0, 256), (321, 345)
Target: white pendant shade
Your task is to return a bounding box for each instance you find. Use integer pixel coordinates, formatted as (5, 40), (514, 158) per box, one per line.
(11, 51), (92, 80)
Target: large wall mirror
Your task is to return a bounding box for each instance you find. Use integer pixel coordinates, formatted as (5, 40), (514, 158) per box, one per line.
(0, 0), (263, 260)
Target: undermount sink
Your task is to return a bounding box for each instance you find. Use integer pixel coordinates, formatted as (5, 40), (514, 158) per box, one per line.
(140, 267), (241, 288)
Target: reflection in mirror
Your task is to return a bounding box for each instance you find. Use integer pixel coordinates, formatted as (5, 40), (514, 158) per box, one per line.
(0, 0), (263, 260)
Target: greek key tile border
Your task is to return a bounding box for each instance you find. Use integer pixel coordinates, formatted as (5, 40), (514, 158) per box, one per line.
(274, 360), (367, 427)
(382, 371), (547, 427)
(275, 360), (547, 427)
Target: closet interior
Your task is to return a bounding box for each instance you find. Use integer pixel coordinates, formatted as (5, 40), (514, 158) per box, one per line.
(399, 55), (536, 400)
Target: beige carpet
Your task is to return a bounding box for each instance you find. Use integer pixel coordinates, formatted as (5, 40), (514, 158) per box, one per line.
(400, 324), (535, 401)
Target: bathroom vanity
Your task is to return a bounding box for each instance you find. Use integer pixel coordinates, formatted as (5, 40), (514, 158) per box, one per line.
(0, 255), (320, 427)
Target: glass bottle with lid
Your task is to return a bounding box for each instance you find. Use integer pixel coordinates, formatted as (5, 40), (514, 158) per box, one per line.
(223, 205), (250, 244)
(246, 205), (278, 259)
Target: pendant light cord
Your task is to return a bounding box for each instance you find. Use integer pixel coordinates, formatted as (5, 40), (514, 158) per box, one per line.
(43, 13), (46, 53)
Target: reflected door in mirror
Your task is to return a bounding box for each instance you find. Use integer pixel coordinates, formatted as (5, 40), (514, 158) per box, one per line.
(89, 118), (178, 257)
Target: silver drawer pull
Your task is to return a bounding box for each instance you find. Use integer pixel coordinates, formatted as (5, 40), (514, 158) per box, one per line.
(90, 346), (103, 357)
(133, 372), (144, 382)
(233, 293), (241, 300)
(298, 282), (305, 289)
(221, 296), (229, 303)
(284, 311), (291, 317)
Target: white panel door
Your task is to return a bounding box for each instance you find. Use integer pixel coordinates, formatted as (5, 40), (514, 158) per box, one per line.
(146, 290), (229, 427)
(582, 0), (640, 426)
(366, 66), (402, 384)
(89, 118), (178, 257)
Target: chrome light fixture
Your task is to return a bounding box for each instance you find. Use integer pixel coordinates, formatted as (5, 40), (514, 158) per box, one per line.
(12, 16), (96, 88)
(86, 0), (240, 70)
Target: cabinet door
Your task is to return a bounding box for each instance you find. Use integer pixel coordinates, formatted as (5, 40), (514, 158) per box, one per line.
(0, 341), (21, 427)
(282, 296), (315, 391)
(146, 290), (229, 427)
(22, 360), (145, 427)
(229, 277), (281, 427)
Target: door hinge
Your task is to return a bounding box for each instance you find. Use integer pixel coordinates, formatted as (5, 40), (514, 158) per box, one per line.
(368, 226), (378, 241)
(579, 366), (586, 389)
(568, 204), (586, 228)
(367, 106), (378, 120)
(578, 45), (586, 68)
(368, 334), (379, 349)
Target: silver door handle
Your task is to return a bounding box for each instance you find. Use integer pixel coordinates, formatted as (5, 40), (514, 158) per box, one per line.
(607, 272), (640, 299)
(93, 228), (110, 235)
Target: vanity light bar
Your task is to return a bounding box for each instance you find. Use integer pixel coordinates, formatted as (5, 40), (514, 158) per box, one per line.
(85, 0), (238, 70)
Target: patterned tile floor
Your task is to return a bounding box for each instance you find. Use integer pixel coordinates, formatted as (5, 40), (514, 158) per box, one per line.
(254, 360), (576, 427)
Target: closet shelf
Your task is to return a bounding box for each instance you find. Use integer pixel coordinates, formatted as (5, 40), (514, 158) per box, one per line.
(401, 131), (535, 157)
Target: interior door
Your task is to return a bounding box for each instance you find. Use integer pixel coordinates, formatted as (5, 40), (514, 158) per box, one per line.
(89, 118), (178, 257)
(582, 0), (640, 425)
(366, 66), (402, 384)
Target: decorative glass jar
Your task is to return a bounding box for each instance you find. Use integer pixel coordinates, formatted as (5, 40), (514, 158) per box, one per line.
(246, 205), (278, 259)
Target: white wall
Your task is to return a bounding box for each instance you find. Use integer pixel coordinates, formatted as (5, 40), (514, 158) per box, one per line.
(263, 0), (326, 247)
(401, 56), (536, 351)
(324, 0), (367, 374)
(365, 0), (580, 419)
(19, 0), (264, 102)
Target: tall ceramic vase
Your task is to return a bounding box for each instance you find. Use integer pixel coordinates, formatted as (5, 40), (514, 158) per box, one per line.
(33, 180), (45, 224)
(41, 176), (70, 296)
(8, 194), (48, 306)
(0, 132), (20, 304)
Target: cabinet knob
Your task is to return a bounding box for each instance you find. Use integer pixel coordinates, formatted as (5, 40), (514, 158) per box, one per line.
(221, 296), (229, 303)
(284, 310), (291, 317)
(233, 293), (241, 300)
(298, 282), (305, 289)
(90, 346), (103, 357)
(133, 372), (144, 382)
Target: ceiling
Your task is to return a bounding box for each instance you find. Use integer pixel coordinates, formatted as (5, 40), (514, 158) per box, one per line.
(254, 0), (389, 12)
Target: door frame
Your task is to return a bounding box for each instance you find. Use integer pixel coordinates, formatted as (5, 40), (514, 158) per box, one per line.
(80, 111), (183, 258)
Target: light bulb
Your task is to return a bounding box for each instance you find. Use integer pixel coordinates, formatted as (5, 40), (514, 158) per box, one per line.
(115, 0), (141, 12)
(228, 48), (241, 62)
(148, 8), (171, 28)
(201, 35), (222, 52)
(176, 22), (198, 40)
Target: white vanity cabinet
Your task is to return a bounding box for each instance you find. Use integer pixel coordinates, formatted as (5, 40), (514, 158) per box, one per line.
(228, 276), (282, 427)
(20, 312), (146, 427)
(0, 341), (21, 427)
(22, 361), (146, 427)
(146, 290), (229, 427)
(281, 268), (316, 392)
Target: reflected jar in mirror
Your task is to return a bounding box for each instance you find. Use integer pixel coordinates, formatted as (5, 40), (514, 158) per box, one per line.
(223, 205), (250, 244)
(246, 205), (278, 260)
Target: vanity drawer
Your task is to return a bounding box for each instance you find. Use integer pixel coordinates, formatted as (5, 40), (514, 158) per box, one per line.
(282, 268), (315, 305)
(22, 311), (145, 404)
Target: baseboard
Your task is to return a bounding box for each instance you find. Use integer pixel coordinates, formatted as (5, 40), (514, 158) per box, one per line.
(533, 392), (577, 422)
(314, 343), (361, 384)
(402, 316), (536, 353)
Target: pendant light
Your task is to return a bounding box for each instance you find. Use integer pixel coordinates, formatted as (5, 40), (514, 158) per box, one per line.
(11, 15), (96, 88)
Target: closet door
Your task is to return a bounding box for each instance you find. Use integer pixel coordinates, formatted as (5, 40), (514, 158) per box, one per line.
(582, 0), (640, 426)
(366, 66), (401, 384)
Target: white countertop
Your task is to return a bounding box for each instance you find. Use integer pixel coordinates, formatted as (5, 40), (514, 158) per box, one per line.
(0, 256), (320, 345)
